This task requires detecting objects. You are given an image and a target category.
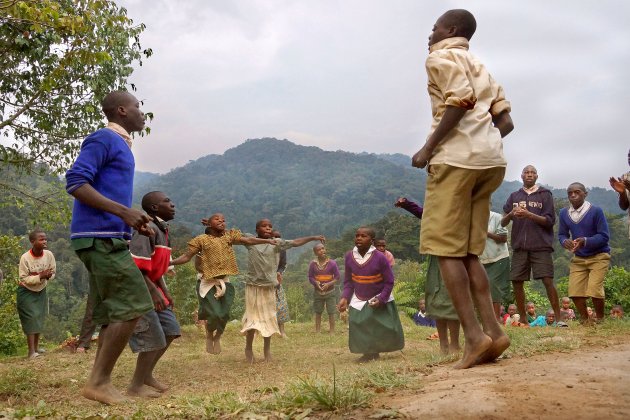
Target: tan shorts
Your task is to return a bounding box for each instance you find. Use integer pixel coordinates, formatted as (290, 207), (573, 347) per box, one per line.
(568, 253), (610, 299)
(420, 164), (505, 257)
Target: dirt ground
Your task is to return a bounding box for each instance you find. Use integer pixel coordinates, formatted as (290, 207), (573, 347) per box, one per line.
(358, 341), (630, 419)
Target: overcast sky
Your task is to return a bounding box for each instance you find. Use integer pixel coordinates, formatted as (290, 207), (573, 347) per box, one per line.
(119, 0), (629, 189)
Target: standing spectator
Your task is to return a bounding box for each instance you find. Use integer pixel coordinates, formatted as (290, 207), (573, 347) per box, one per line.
(502, 165), (561, 324)
(18, 229), (56, 358)
(558, 182), (610, 323)
(480, 211), (511, 321)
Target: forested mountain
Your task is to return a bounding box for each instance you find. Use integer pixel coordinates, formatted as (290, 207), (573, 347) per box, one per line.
(134, 138), (624, 238)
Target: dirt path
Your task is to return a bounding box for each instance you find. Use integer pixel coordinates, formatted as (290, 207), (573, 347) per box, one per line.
(362, 342), (630, 419)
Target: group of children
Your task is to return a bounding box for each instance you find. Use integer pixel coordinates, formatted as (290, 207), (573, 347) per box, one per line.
(12, 7), (624, 406)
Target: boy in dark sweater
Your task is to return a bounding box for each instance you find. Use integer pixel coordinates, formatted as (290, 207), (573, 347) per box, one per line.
(502, 165), (562, 325)
(558, 182), (610, 323)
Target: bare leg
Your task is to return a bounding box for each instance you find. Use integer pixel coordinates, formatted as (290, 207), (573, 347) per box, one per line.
(245, 330), (255, 363)
(436, 319), (449, 355)
(492, 302), (501, 321)
(512, 281), (528, 325)
(127, 351), (162, 398)
(263, 337), (272, 362)
(81, 319), (138, 405)
(464, 255), (510, 364)
(572, 297), (588, 322)
(315, 313), (322, 333)
(34, 333), (40, 353)
(438, 256), (492, 369)
(592, 297), (605, 321)
(26, 334), (37, 358)
(205, 326), (215, 354)
(328, 314), (335, 333)
(447, 320), (461, 353)
(212, 330), (222, 354)
(278, 322), (286, 338)
(144, 336), (174, 392)
(542, 277), (561, 322)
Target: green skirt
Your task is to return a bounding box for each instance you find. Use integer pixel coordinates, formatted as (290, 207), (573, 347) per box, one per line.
(485, 256), (511, 304)
(425, 255), (458, 321)
(17, 286), (47, 334)
(348, 300), (404, 354)
(196, 281), (235, 333)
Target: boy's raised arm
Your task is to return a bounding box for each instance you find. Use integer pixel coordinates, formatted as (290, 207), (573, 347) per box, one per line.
(171, 249), (196, 265)
(290, 235), (325, 247)
(236, 236), (277, 246)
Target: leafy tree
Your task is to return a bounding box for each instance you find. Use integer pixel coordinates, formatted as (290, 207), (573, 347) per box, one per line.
(1, 0), (151, 174)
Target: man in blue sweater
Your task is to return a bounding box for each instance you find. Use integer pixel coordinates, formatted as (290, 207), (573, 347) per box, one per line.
(66, 91), (154, 404)
(558, 182), (610, 324)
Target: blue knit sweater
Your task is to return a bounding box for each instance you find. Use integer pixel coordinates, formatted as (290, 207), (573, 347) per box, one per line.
(65, 128), (135, 239)
(558, 204), (610, 258)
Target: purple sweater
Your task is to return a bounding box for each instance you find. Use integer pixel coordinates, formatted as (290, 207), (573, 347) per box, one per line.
(308, 259), (340, 289)
(398, 199), (424, 219)
(503, 187), (556, 252)
(342, 250), (394, 304)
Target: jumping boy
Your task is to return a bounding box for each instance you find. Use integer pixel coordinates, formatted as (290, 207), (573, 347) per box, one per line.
(171, 213), (276, 354)
(412, 9), (514, 368)
(127, 191), (179, 397)
(18, 229), (56, 358)
(308, 243), (340, 333)
(66, 91), (154, 404)
(558, 182), (610, 323)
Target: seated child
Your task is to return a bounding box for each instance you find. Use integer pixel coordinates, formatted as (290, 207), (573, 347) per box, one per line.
(308, 243), (340, 333)
(413, 299), (436, 328)
(337, 227), (405, 362)
(530, 309), (558, 327)
(560, 297), (577, 321)
(171, 213), (276, 354)
(395, 197), (460, 355)
(610, 305), (624, 319)
(374, 238), (395, 266)
(525, 302), (537, 324)
(502, 304), (518, 326)
(241, 218), (324, 362)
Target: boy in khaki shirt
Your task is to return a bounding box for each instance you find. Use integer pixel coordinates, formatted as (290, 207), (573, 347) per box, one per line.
(412, 9), (514, 369)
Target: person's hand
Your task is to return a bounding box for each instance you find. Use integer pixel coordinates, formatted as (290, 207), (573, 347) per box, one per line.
(121, 208), (153, 236)
(572, 237), (586, 252)
(394, 197), (407, 207)
(165, 266), (176, 277)
(514, 207), (530, 219)
(39, 268), (54, 280)
(562, 239), (575, 251)
(201, 218), (210, 226)
(411, 146), (432, 169)
(337, 298), (348, 312)
(150, 289), (165, 311)
(276, 272), (283, 285)
(165, 293), (174, 308)
(315, 235), (326, 244)
(368, 297), (383, 308)
(609, 177), (626, 194)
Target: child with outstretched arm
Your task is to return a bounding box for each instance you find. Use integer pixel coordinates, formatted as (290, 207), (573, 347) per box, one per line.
(241, 219), (324, 362)
(171, 213), (276, 354)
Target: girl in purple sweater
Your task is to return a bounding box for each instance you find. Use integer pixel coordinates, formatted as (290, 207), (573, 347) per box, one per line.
(337, 227), (404, 362)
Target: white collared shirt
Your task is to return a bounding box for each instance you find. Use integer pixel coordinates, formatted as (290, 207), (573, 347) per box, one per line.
(352, 245), (376, 264)
(568, 201), (591, 223)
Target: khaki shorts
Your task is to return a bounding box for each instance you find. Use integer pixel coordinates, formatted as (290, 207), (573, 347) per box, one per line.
(568, 253), (610, 299)
(420, 164), (505, 257)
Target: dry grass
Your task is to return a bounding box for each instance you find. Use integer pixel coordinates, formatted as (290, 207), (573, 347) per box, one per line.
(0, 317), (628, 418)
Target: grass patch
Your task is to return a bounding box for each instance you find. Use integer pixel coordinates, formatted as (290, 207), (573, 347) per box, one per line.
(0, 367), (37, 398)
(357, 367), (412, 390)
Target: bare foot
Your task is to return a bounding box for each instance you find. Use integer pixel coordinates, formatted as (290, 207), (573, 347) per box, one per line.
(476, 334), (511, 365)
(145, 376), (169, 392)
(448, 344), (461, 355)
(127, 384), (162, 398)
(82, 383), (127, 405)
(263, 351), (273, 362)
(454, 334), (492, 369)
(245, 348), (254, 364)
(205, 336), (214, 354)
